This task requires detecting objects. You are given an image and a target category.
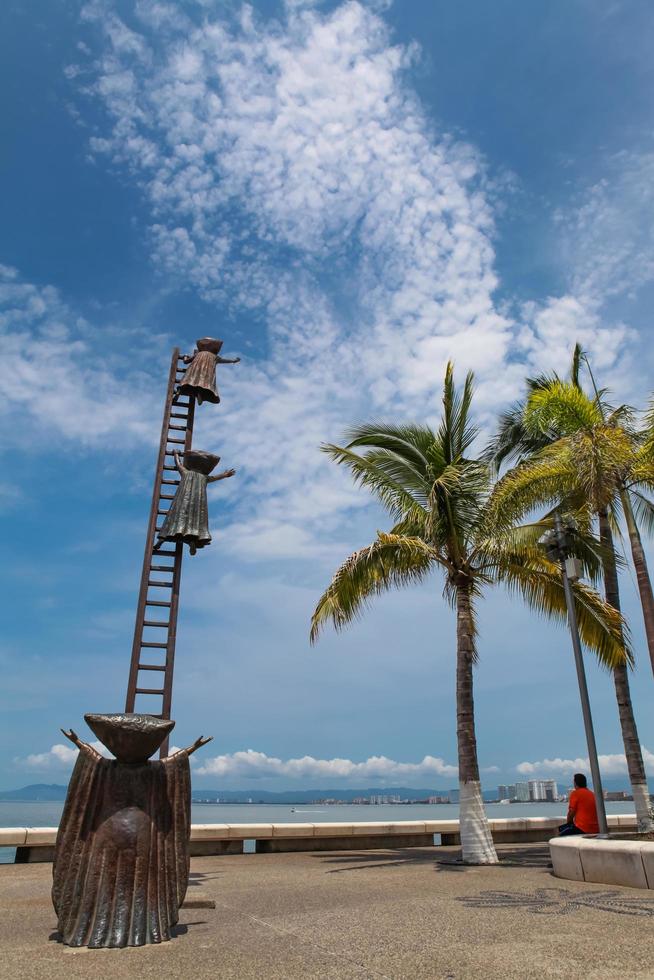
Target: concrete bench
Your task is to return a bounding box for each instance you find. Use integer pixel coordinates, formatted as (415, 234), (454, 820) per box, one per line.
(550, 835), (654, 890)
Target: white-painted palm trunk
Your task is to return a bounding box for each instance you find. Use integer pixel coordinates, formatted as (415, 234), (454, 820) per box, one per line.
(459, 780), (498, 864)
(632, 783), (654, 833)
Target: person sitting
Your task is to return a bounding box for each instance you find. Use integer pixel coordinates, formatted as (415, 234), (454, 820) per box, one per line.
(558, 772), (600, 836)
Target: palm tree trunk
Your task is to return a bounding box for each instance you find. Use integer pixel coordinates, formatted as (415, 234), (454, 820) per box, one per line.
(620, 489), (654, 679)
(456, 581), (498, 863)
(598, 509), (653, 831)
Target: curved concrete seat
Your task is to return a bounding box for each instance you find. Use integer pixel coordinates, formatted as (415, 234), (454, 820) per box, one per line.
(550, 836), (654, 890)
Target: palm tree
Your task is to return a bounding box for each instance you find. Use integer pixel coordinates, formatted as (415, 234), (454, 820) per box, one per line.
(490, 375), (654, 830)
(310, 364), (630, 863)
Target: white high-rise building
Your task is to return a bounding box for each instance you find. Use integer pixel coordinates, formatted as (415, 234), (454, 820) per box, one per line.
(543, 779), (558, 801)
(529, 779), (558, 801)
(515, 782), (530, 802)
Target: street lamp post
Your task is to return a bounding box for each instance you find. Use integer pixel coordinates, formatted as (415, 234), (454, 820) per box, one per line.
(543, 514), (609, 836)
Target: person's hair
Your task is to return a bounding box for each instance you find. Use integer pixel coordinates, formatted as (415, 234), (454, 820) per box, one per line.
(573, 773), (587, 788)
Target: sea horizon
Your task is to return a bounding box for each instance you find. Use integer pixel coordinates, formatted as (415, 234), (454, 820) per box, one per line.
(0, 798), (639, 864)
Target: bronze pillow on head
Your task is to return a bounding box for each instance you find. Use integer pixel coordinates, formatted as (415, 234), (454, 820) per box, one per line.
(84, 713), (175, 763)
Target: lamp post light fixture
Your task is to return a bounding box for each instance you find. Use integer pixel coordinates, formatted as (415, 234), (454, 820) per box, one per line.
(540, 514), (609, 836)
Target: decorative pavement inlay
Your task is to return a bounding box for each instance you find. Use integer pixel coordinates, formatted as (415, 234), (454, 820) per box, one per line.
(457, 887), (654, 917)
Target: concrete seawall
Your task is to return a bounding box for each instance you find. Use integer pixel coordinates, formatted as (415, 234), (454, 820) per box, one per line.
(1, 814), (638, 862)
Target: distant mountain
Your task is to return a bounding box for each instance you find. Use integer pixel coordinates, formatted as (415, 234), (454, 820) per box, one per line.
(0, 784), (68, 801)
(0, 784), (460, 804)
(1, 779), (645, 805)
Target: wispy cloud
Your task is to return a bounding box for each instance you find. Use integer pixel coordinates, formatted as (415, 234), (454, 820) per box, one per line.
(70, 1), (535, 558)
(516, 747), (654, 777)
(194, 748), (458, 782)
(12, 0), (645, 563)
(0, 264), (160, 448)
(556, 149), (654, 303)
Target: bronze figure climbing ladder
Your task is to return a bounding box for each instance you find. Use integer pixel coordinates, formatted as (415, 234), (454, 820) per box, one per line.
(125, 348), (195, 754)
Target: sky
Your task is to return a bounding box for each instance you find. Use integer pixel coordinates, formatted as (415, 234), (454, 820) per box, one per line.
(2, 0), (654, 793)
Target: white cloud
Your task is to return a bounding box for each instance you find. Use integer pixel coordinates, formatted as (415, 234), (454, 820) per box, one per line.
(556, 150), (654, 302)
(195, 748), (458, 782)
(19, 741), (111, 769)
(23, 0), (645, 562)
(516, 747), (654, 778)
(0, 264), (160, 448)
(74, 1), (524, 559)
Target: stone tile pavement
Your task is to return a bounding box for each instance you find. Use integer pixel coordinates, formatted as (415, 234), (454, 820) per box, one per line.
(1, 844), (653, 979)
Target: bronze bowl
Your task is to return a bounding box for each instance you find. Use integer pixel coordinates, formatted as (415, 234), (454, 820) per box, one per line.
(184, 450), (220, 475)
(196, 337), (223, 354)
(84, 713), (175, 763)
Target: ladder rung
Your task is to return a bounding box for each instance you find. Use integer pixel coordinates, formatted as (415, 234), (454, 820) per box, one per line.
(150, 564), (174, 572)
(168, 424), (186, 431)
(167, 438), (186, 445)
(161, 479), (180, 485)
(143, 620), (170, 628)
(157, 509), (170, 516)
(141, 641), (168, 649)
(146, 600), (171, 607)
(170, 412), (188, 419)
(163, 466), (177, 471)
(160, 493), (175, 500)
(135, 687), (165, 695)
(152, 549), (176, 556)
(148, 580), (173, 588)
(138, 663), (166, 671)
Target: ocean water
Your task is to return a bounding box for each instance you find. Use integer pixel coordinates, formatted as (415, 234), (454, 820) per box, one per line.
(0, 800), (637, 864)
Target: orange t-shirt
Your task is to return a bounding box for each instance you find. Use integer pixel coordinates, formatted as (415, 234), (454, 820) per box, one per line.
(569, 787), (599, 833)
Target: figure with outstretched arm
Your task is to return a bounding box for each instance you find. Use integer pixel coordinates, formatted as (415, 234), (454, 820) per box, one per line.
(156, 449), (235, 555)
(53, 713), (213, 948)
(174, 337), (240, 404)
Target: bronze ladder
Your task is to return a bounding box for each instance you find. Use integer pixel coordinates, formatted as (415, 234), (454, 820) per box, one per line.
(125, 347), (195, 756)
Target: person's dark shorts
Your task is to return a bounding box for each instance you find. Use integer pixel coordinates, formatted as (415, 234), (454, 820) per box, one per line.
(558, 821), (583, 836)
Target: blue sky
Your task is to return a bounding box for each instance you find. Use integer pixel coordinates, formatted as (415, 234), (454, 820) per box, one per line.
(2, 0), (654, 792)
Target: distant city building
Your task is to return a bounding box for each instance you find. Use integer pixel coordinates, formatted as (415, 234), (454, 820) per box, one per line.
(528, 779), (558, 801)
(448, 789), (460, 804)
(543, 780), (558, 802)
(498, 784), (518, 799)
(604, 790), (632, 801)
(515, 782), (530, 802)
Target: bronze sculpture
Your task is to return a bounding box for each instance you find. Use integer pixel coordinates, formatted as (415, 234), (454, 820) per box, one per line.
(52, 714), (211, 948)
(156, 450), (235, 555)
(175, 337), (240, 405)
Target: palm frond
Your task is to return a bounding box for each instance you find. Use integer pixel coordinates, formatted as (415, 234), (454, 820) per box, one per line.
(343, 422), (435, 470)
(629, 490), (654, 540)
(438, 361), (478, 461)
(310, 533), (437, 643)
(495, 557), (632, 670)
(524, 381), (602, 438)
(488, 445), (576, 529)
(571, 342), (584, 388)
(321, 443), (429, 520)
(474, 517), (608, 587)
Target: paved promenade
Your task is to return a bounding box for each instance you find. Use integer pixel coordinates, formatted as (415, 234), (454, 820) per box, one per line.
(2, 844), (653, 979)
